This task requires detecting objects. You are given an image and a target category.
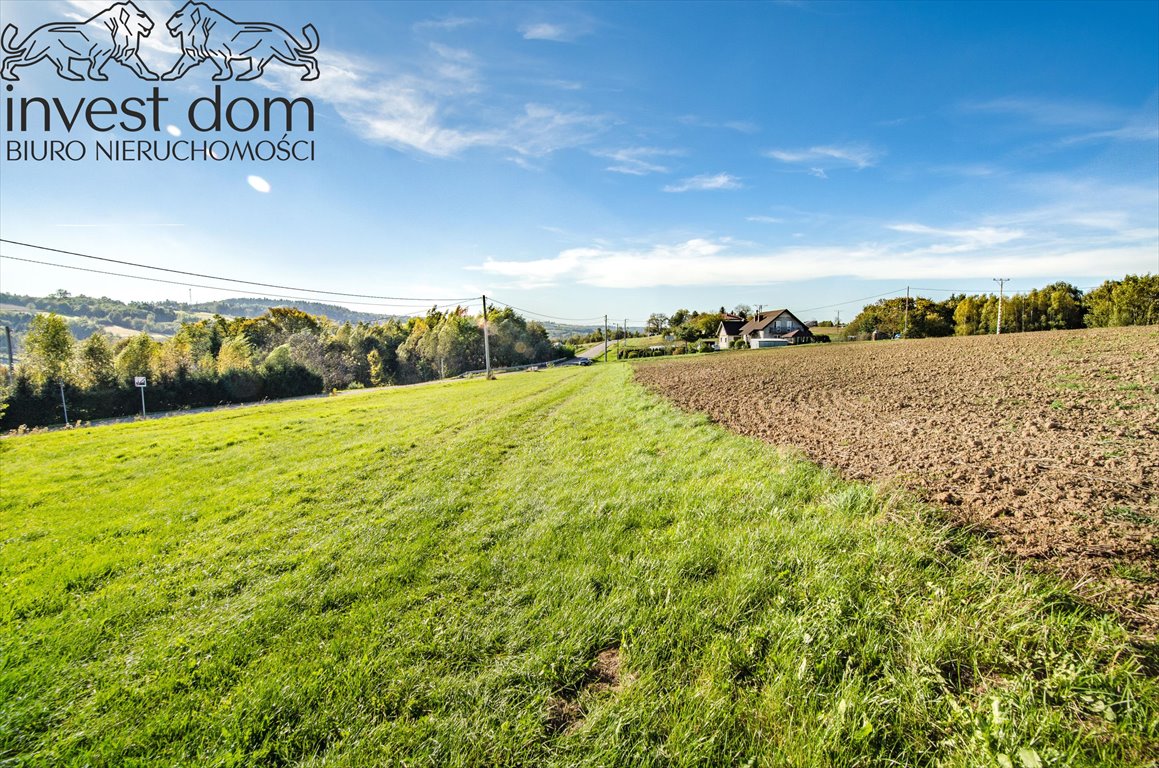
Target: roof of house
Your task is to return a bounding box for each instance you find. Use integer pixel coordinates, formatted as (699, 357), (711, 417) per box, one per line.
(737, 309), (813, 336)
(718, 319), (746, 336)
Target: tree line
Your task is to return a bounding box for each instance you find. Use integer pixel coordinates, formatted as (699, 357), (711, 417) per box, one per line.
(1, 305), (563, 429)
(846, 275), (1157, 339)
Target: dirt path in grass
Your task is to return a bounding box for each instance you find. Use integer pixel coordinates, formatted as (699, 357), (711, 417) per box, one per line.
(634, 327), (1159, 634)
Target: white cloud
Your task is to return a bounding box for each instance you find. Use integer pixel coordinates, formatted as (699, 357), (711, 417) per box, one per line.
(677, 115), (760, 134)
(1060, 122), (1159, 145)
(246, 176), (271, 193)
(887, 223), (1025, 252)
(765, 144), (881, 169)
(663, 173), (743, 193)
(508, 104), (610, 158)
(962, 96), (1124, 128)
(472, 187), (1157, 289)
(472, 235), (1155, 289)
(260, 49), (607, 159)
(961, 96), (1158, 147)
(543, 79), (584, 91)
(521, 22), (569, 41)
(413, 16), (477, 32)
(808, 167), (828, 179)
(595, 147), (684, 175)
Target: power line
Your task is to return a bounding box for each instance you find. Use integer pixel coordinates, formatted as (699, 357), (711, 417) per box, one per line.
(0, 238), (478, 303)
(0, 253), (474, 314)
(486, 297), (606, 323)
(797, 288), (906, 313)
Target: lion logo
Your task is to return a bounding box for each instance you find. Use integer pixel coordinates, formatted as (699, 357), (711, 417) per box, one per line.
(1, 1), (159, 81)
(162, 2), (319, 82)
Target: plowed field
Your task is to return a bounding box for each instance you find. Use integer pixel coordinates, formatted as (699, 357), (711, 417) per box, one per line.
(634, 326), (1159, 633)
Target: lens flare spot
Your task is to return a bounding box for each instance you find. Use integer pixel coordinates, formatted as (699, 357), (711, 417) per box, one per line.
(247, 175), (271, 193)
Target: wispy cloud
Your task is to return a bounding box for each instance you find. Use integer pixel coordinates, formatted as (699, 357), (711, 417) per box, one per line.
(521, 22), (571, 41)
(765, 144), (881, 170)
(473, 178), (1157, 289)
(876, 116), (917, 127)
(413, 16), (477, 32)
(543, 79), (584, 91)
(507, 104), (610, 158)
(887, 223), (1025, 253)
(261, 46), (607, 160)
(473, 232), (1154, 289)
(961, 96), (1124, 128)
(595, 147), (683, 175)
(1059, 120), (1159, 146)
(931, 163), (1006, 178)
(961, 96), (1158, 147)
(663, 173), (743, 193)
(678, 115), (760, 133)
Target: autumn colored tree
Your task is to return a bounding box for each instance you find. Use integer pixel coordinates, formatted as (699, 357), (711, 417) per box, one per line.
(22, 313), (74, 389)
(76, 333), (117, 388)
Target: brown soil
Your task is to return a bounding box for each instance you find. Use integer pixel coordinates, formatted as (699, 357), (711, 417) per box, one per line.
(633, 327), (1159, 633)
(546, 648), (627, 733)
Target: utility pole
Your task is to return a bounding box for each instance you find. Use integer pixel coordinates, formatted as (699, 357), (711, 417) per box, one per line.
(481, 295), (493, 379)
(836, 310), (840, 327)
(604, 315), (609, 363)
(58, 381), (69, 425)
(993, 278), (1009, 335)
(4, 325), (13, 383)
(903, 286), (910, 338)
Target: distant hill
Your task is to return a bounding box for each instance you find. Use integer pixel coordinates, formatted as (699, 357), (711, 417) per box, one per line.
(187, 297), (391, 324)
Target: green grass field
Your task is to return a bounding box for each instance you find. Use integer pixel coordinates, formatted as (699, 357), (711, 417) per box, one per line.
(2, 365), (1155, 766)
(620, 334), (665, 349)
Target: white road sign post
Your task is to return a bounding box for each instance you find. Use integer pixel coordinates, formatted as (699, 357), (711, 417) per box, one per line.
(134, 376), (147, 418)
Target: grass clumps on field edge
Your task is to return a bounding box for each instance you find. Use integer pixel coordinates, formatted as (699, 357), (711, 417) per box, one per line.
(1, 366), (1156, 767)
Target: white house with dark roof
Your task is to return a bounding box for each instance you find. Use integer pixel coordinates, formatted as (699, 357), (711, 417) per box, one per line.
(739, 309), (814, 347)
(715, 315), (747, 349)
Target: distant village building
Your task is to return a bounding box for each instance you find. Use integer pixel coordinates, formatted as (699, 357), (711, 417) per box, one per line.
(715, 309), (814, 349)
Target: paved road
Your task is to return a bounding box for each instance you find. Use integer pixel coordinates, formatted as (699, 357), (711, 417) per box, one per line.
(579, 341), (613, 360)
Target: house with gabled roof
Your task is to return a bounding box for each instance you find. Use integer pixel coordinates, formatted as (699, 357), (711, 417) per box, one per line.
(715, 314), (747, 349)
(726, 309), (815, 348)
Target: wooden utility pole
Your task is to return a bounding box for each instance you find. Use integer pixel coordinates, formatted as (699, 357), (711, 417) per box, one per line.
(4, 326), (13, 383)
(903, 286), (910, 338)
(604, 315), (609, 363)
(481, 295), (493, 379)
(993, 278), (1009, 335)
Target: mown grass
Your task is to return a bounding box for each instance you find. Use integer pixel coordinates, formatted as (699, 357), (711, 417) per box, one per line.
(1, 366), (1156, 767)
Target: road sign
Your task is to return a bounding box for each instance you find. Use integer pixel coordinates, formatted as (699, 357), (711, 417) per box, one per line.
(134, 376), (147, 417)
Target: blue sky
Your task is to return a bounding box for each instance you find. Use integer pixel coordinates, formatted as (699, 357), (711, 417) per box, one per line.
(1, 0), (1156, 325)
